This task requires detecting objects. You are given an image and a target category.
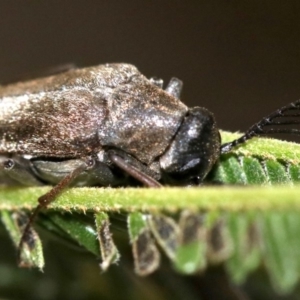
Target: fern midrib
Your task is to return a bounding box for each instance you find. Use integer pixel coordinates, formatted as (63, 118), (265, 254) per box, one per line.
(0, 186), (300, 212)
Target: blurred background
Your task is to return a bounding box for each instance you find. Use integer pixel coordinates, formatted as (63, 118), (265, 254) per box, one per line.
(1, 2), (300, 299)
(1, 1), (300, 133)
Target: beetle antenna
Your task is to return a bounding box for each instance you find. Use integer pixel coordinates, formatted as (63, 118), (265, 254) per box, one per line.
(221, 99), (300, 154)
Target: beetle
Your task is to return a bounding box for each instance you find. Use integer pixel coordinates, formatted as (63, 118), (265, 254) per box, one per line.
(0, 63), (299, 264)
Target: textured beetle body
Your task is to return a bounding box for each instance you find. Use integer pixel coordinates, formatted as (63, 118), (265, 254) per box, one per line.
(0, 64), (187, 162)
(0, 63), (221, 187)
(3, 63), (295, 263)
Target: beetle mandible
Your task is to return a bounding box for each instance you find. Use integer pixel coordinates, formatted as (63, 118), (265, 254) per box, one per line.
(0, 63), (299, 264)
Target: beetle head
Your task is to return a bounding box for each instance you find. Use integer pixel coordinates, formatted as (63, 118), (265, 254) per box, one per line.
(159, 107), (220, 185)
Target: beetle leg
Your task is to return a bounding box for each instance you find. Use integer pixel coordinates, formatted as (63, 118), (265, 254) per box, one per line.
(1, 158), (44, 186)
(37, 157), (95, 207)
(108, 151), (161, 187)
(165, 77), (183, 99)
(149, 77), (163, 88)
(18, 157), (95, 266)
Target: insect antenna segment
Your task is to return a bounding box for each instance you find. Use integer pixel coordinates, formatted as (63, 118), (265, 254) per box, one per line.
(221, 99), (300, 154)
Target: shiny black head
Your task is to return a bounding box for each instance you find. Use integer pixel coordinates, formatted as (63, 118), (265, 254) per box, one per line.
(159, 107), (221, 185)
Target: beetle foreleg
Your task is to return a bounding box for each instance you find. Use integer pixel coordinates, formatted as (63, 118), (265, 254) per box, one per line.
(108, 151), (161, 187)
